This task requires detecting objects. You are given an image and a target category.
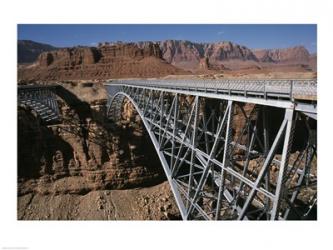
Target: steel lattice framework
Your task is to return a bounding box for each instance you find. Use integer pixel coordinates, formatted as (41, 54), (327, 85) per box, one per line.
(105, 79), (317, 220)
(18, 85), (60, 123)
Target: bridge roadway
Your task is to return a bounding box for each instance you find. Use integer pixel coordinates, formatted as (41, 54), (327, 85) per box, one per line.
(106, 79), (317, 119)
(17, 79), (317, 220)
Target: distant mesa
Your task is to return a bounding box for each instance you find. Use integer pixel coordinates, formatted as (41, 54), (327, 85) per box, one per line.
(253, 46), (310, 63)
(18, 41), (186, 81)
(159, 40), (259, 71)
(17, 39), (317, 81)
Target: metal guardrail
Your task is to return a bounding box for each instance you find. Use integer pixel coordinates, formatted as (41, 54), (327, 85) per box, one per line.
(108, 79), (317, 100)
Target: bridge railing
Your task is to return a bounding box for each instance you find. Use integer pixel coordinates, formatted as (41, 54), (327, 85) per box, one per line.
(108, 79), (317, 100)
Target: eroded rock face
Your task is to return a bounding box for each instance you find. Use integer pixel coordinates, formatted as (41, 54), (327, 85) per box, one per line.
(101, 42), (162, 60)
(18, 43), (187, 81)
(159, 40), (204, 70)
(18, 40), (317, 82)
(203, 41), (258, 62)
(18, 83), (165, 197)
(37, 47), (101, 68)
(159, 40), (258, 71)
(253, 46), (311, 63)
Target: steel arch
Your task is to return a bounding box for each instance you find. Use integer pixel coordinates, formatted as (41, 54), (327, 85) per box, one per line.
(18, 85), (60, 123)
(108, 91), (189, 218)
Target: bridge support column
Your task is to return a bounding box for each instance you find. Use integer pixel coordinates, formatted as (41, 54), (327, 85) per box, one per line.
(271, 108), (296, 220)
(215, 100), (233, 220)
(187, 96), (200, 210)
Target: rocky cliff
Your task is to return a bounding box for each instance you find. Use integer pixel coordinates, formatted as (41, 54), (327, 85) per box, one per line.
(158, 40), (316, 72)
(159, 40), (258, 71)
(17, 82), (182, 220)
(18, 83), (166, 195)
(18, 42), (187, 81)
(17, 39), (317, 82)
(253, 46), (311, 63)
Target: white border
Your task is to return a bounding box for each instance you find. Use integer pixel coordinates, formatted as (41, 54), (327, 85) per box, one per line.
(1, 0), (332, 249)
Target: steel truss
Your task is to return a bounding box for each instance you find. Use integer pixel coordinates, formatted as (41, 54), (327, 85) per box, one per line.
(18, 85), (60, 123)
(107, 84), (317, 220)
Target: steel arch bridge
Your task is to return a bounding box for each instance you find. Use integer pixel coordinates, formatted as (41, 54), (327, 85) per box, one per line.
(18, 85), (60, 123)
(17, 79), (317, 220)
(105, 79), (317, 220)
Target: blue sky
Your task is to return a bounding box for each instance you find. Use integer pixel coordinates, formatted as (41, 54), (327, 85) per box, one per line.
(18, 24), (317, 53)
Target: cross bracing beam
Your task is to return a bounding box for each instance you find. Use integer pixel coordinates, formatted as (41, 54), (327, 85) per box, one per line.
(106, 82), (317, 220)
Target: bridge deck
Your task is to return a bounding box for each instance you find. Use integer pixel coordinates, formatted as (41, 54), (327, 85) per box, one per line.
(107, 79), (317, 101)
(105, 79), (317, 117)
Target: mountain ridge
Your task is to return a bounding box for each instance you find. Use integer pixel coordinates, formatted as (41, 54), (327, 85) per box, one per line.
(17, 39), (317, 81)
(18, 40), (57, 63)
(18, 39), (315, 65)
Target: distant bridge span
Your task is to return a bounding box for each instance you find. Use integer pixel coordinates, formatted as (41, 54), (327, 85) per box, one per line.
(18, 79), (317, 220)
(18, 85), (60, 122)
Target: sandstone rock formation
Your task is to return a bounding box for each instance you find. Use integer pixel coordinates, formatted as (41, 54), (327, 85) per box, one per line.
(253, 46), (311, 63)
(203, 41), (258, 62)
(17, 39), (317, 82)
(37, 47), (101, 67)
(18, 42), (187, 81)
(253, 46), (316, 72)
(158, 40), (316, 72)
(159, 40), (259, 71)
(159, 40), (204, 70)
(18, 83), (168, 195)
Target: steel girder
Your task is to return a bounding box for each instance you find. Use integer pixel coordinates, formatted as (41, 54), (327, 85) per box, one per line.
(106, 84), (317, 220)
(109, 79), (317, 101)
(18, 85), (60, 123)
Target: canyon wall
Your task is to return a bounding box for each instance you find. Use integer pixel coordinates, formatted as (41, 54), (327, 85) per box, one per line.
(18, 83), (166, 197)
(18, 40), (317, 83)
(159, 40), (259, 70)
(18, 42), (187, 82)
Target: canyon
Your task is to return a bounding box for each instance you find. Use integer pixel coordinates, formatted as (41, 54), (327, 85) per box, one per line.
(18, 82), (181, 220)
(18, 39), (316, 83)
